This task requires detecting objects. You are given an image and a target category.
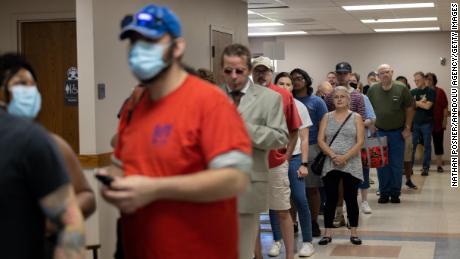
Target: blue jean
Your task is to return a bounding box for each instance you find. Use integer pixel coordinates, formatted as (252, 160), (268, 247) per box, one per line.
(377, 129), (404, 197)
(358, 167), (370, 189)
(269, 155), (312, 242)
(411, 122), (433, 170)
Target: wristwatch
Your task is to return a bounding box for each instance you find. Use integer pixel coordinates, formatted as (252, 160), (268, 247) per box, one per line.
(301, 162), (309, 167)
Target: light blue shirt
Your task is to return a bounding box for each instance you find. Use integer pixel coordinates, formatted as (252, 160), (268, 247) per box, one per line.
(363, 94), (376, 137)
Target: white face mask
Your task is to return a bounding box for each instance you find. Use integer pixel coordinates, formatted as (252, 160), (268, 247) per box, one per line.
(7, 85), (42, 119)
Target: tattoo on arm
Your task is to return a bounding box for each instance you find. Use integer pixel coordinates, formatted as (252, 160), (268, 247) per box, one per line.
(40, 185), (85, 256)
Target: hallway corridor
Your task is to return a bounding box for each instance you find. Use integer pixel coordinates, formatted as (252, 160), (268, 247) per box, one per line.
(260, 166), (459, 259)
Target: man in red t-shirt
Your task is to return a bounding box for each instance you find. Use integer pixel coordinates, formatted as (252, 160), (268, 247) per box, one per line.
(425, 72), (449, 172)
(99, 5), (252, 259)
(252, 56), (302, 259)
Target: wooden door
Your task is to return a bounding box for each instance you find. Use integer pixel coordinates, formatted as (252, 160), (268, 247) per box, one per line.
(211, 30), (233, 85)
(20, 21), (79, 153)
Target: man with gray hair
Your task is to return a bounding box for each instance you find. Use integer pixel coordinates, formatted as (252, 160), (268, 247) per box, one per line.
(367, 64), (414, 204)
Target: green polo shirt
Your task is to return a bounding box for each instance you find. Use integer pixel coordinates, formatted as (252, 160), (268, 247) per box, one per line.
(367, 81), (413, 130)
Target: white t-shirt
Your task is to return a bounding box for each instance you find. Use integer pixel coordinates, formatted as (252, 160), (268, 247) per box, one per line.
(293, 99), (313, 156)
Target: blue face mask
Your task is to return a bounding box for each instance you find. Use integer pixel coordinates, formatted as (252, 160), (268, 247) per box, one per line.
(128, 41), (170, 81)
(7, 85), (42, 119)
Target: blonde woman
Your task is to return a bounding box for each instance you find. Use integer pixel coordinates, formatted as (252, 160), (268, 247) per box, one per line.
(317, 86), (364, 245)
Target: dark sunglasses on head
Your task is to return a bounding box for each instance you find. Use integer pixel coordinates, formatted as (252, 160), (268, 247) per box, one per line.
(224, 68), (246, 75)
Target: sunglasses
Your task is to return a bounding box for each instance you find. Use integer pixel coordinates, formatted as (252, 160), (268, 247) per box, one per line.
(223, 68), (246, 75)
(121, 12), (166, 31)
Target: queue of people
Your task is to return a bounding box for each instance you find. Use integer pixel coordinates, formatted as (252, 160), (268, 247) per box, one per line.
(0, 3), (449, 259)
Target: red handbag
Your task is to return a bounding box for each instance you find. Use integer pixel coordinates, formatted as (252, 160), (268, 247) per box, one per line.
(361, 136), (389, 168)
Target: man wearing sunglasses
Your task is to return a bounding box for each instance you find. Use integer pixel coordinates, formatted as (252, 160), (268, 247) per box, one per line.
(220, 44), (289, 259)
(101, 5), (253, 259)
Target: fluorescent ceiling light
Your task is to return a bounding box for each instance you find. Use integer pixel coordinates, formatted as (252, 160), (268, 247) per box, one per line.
(343, 3), (434, 11)
(248, 31), (307, 37)
(374, 27), (440, 32)
(362, 17), (438, 23)
(248, 22), (284, 27)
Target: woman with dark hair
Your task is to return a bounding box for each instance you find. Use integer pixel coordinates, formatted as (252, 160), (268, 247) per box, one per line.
(396, 75), (411, 89)
(395, 75), (417, 189)
(425, 72), (449, 173)
(0, 53), (96, 257)
(291, 68), (328, 238)
(268, 72), (315, 257)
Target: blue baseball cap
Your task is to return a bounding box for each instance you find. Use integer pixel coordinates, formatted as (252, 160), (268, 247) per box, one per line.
(119, 4), (182, 40)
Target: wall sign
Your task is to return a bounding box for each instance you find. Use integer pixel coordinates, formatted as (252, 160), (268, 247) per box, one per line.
(65, 67), (78, 106)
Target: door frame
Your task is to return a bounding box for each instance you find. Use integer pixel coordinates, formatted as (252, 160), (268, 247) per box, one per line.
(209, 24), (234, 72)
(13, 12), (75, 52)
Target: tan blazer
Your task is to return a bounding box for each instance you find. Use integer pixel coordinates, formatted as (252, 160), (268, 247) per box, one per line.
(220, 81), (288, 213)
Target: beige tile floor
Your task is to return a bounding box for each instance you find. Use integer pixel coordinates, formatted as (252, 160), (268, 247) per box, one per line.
(259, 166), (460, 259)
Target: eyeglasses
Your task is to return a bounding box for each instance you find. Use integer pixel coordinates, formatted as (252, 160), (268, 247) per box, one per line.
(223, 68), (246, 75)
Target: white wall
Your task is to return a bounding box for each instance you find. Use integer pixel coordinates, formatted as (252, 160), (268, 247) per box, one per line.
(250, 32), (452, 160)
(83, 0), (248, 154)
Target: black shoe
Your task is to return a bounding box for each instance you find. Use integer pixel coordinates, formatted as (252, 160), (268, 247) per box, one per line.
(350, 236), (362, 245)
(437, 166), (444, 173)
(318, 236), (332, 245)
(312, 221), (321, 237)
(293, 222), (299, 235)
(406, 180), (418, 189)
(378, 195), (389, 204)
(390, 196), (401, 203)
(421, 169), (429, 176)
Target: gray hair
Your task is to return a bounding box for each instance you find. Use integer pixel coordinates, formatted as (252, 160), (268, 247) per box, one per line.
(332, 86), (351, 108)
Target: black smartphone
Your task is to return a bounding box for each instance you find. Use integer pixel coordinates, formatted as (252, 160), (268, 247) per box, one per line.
(95, 174), (114, 186)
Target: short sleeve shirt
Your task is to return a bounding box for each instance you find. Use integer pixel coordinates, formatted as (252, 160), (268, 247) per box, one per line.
(293, 99), (312, 155)
(267, 84), (302, 168)
(411, 87), (436, 124)
(295, 94), (328, 145)
(433, 86), (448, 131)
(115, 75), (252, 259)
(324, 89), (366, 118)
(0, 112), (69, 259)
(367, 81), (413, 130)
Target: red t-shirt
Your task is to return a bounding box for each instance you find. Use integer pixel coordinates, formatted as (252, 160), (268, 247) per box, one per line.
(115, 75), (252, 259)
(267, 84), (301, 168)
(433, 86), (448, 132)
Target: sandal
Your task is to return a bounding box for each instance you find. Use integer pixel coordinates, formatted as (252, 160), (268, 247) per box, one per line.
(318, 236), (332, 245)
(350, 236), (362, 245)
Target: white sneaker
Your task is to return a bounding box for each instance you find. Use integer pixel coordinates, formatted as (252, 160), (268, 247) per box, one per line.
(268, 241), (281, 257)
(298, 242), (315, 257)
(361, 201), (372, 214)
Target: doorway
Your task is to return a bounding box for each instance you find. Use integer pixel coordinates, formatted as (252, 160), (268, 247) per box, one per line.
(19, 20), (79, 153)
(210, 26), (233, 85)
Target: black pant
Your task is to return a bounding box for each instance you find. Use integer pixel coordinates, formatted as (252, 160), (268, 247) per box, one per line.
(323, 170), (361, 228)
(432, 131), (444, 155)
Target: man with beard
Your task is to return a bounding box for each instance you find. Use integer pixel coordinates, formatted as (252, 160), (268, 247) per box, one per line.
(101, 5), (253, 259)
